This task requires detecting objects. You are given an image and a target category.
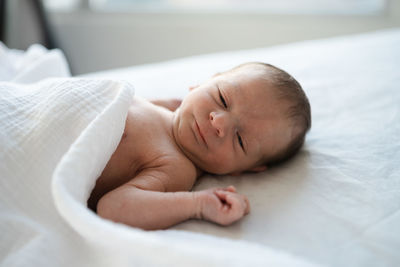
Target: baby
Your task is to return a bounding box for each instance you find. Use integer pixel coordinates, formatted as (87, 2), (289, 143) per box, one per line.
(88, 62), (311, 230)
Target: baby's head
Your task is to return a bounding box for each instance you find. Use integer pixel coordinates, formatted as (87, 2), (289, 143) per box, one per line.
(172, 62), (311, 175)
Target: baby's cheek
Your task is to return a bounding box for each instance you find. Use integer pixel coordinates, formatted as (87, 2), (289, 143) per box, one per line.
(213, 154), (236, 173)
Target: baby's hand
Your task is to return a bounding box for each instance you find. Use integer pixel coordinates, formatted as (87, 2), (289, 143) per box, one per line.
(195, 186), (250, 226)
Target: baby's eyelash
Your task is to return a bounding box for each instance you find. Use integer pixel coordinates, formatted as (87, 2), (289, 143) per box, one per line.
(219, 90), (227, 108)
(237, 132), (244, 150)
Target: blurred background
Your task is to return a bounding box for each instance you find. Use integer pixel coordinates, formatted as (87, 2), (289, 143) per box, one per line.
(1, 0), (399, 75)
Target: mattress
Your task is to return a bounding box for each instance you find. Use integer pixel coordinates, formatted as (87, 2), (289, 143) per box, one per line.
(86, 28), (400, 267)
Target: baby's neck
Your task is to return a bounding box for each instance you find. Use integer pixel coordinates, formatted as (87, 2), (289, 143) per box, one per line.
(155, 107), (202, 177)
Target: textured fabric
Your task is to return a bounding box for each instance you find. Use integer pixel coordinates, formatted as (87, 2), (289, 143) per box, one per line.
(0, 78), (132, 266)
(0, 42), (70, 83)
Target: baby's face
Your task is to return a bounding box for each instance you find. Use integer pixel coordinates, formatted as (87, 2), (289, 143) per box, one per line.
(172, 66), (292, 174)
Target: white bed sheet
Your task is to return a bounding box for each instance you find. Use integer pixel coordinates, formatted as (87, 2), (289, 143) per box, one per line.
(86, 28), (400, 267)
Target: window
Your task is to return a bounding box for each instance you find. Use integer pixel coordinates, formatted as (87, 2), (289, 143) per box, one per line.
(45, 0), (387, 15)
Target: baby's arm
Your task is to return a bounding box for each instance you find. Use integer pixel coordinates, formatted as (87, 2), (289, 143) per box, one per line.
(97, 171), (249, 230)
(97, 185), (197, 230)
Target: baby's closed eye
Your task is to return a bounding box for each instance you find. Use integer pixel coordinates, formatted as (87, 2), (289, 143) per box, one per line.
(219, 90), (227, 108)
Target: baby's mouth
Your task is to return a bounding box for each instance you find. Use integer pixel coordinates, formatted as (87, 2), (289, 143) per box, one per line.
(195, 120), (208, 147)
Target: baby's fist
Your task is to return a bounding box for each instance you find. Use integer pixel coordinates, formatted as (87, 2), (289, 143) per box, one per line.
(195, 186), (250, 226)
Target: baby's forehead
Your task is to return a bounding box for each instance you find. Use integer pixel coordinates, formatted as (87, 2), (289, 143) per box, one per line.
(222, 78), (279, 109)
(224, 68), (274, 91)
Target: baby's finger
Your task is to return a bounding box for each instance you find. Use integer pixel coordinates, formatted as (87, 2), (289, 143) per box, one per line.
(221, 192), (249, 215)
(222, 204), (230, 212)
(216, 190), (238, 207)
(213, 187), (229, 193)
(223, 192), (243, 210)
(226, 185), (236, 193)
(215, 190), (228, 202)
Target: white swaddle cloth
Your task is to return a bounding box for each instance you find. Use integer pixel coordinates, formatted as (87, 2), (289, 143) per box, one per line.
(0, 42), (70, 83)
(0, 78), (133, 266)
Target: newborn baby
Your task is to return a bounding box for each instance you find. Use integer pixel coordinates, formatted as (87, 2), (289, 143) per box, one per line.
(88, 62), (311, 230)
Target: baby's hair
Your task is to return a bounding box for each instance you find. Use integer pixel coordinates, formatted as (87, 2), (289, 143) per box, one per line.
(226, 62), (312, 166)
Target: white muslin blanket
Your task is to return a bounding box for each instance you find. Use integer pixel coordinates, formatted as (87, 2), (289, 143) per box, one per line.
(0, 42), (70, 83)
(0, 77), (317, 266)
(0, 78), (131, 265)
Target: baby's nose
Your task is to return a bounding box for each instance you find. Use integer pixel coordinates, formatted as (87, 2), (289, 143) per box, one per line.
(209, 111), (230, 137)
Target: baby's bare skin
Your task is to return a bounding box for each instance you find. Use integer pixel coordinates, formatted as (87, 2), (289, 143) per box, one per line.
(89, 64), (293, 230)
(89, 97), (250, 230)
(88, 97), (197, 209)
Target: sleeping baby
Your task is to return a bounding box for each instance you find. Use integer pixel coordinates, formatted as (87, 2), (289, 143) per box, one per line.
(88, 62), (311, 230)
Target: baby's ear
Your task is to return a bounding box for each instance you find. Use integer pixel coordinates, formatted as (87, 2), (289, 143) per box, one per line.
(248, 165), (268, 173)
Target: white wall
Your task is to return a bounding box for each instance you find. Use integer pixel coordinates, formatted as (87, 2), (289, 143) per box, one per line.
(47, 1), (400, 75)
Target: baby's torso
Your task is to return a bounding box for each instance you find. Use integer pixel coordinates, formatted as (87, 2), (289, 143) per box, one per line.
(88, 97), (198, 210)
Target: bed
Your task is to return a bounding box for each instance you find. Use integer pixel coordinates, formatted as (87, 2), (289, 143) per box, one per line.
(1, 28), (399, 267)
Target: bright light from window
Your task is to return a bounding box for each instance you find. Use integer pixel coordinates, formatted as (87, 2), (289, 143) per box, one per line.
(43, 0), (81, 11)
(45, 0), (387, 15)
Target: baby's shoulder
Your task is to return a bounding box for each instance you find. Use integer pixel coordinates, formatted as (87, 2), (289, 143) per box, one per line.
(125, 97), (199, 191)
(130, 153), (197, 193)
(148, 152), (199, 192)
